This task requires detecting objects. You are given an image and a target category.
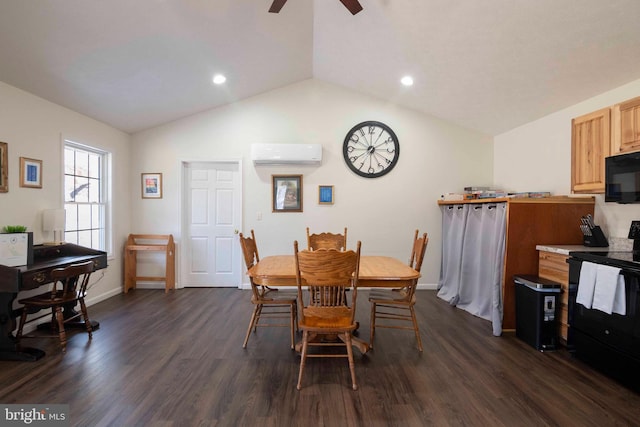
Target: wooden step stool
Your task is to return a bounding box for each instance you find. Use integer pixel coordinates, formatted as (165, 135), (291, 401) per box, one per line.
(124, 234), (175, 293)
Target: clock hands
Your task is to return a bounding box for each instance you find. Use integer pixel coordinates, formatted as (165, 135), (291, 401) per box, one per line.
(349, 144), (394, 173)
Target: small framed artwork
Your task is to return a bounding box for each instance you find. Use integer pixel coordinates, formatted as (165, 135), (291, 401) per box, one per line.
(141, 173), (163, 199)
(0, 142), (7, 193)
(272, 175), (303, 212)
(19, 157), (42, 189)
(318, 185), (334, 205)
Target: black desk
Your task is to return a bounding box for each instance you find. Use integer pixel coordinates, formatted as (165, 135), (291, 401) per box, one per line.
(0, 243), (107, 361)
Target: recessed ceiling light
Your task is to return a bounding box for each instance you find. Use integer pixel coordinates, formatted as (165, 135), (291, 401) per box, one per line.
(400, 76), (414, 86)
(212, 74), (226, 85)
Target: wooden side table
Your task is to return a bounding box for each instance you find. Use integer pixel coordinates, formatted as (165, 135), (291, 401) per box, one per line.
(124, 234), (175, 293)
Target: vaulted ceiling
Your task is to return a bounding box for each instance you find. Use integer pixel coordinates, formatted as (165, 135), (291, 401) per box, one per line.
(1, 0), (640, 136)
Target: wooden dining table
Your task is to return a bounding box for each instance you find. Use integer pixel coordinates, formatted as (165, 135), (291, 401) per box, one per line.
(247, 255), (420, 353)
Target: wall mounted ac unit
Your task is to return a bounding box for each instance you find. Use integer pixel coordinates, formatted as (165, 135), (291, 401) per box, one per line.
(251, 143), (322, 165)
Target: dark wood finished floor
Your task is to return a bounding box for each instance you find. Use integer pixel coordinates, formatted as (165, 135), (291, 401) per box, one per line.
(2, 288), (640, 426)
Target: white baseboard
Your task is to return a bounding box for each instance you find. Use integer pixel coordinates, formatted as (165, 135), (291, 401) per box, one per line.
(86, 288), (123, 306)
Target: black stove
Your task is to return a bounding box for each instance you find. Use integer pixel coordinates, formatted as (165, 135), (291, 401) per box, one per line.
(567, 249), (640, 393)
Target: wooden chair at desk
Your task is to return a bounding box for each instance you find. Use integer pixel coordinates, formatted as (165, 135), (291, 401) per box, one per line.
(294, 240), (361, 391)
(369, 230), (428, 352)
(16, 260), (95, 353)
(240, 230), (297, 349)
(306, 227), (347, 251)
(124, 234), (175, 293)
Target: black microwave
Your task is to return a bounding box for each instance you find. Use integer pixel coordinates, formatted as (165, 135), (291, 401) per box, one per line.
(605, 151), (640, 203)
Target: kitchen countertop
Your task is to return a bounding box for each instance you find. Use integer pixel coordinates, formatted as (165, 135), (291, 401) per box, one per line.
(536, 241), (632, 255)
(535, 245), (610, 255)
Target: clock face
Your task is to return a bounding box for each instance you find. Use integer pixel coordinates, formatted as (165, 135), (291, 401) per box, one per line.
(343, 121), (400, 178)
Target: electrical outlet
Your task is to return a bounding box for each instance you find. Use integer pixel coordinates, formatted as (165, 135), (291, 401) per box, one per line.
(629, 221), (640, 239)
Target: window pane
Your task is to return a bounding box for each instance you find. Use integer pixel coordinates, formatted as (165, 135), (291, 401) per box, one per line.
(92, 204), (101, 228)
(65, 231), (78, 245)
(92, 229), (101, 249)
(64, 175), (76, 202)
(73, 177), (90, 203)
(78, 230), (92, 247)
(78, 204), (92, 230)
(64, 148), (75, 175)
(65, 203), (78, 231)
(88, 178), (100, 203)
(88, 153), (100, 179)
(75, 150), (89, 177)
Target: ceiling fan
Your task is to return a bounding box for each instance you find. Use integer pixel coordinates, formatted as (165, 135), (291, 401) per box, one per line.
(269, 0), (363, 15)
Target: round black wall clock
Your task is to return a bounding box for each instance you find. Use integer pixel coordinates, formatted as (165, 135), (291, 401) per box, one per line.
(343, 121), (400, 178)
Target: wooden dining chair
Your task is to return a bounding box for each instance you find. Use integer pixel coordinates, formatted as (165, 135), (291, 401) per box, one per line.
(239, 230), (297, 349)
(306, 227), (348, 251)
(16, 260), (96, 353)
(369, 230), (428, 352)
(294, 240), (361, 390)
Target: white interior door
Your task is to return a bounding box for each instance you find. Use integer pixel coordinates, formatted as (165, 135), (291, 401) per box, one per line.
(181, 161), (242, 287)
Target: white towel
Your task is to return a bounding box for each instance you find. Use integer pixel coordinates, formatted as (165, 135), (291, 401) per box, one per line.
(613, 274), (626, 315)
(592, 264), (623, 315)
(576, 262), (598, 309)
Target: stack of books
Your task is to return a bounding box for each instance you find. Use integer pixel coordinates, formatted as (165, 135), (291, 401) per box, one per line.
(441, 188), (552, 202)
(464, 186), (507, 199)
(509, 192), (551, 198)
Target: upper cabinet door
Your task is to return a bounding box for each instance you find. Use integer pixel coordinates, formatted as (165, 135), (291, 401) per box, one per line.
(571, 108), (611, 194)
(612, 96), (640, 155)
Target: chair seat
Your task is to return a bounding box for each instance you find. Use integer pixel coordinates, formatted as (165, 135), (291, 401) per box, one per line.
(252, 293), (297, 304)
(300, 307), (355, 330)
(19, 290), (80, 307)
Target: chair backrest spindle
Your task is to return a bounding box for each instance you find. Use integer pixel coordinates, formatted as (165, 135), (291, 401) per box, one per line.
(306, 227), (348, 251)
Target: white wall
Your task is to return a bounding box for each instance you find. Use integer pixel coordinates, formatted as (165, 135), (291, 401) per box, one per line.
(130, 79), (494, 286)
(494, 78), (640, 241)
(0, 81), (131, 303)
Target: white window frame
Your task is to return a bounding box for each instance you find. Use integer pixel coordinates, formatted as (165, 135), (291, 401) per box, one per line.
(63, 139), (112, 256)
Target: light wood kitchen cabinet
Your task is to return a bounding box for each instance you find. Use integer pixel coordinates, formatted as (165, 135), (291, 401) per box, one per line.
(538, 251), (570, 344)
(612, 95), (640, 155)
(571, 107), (611, 193)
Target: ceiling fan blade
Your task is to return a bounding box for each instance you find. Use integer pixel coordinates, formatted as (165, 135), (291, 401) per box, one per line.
(269, 0), (288, 13)
(339, 0), (363, 15)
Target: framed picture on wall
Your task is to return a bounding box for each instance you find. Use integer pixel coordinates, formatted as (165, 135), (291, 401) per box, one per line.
(272, 175), (302, 212)
(141, 173), (163, 199)
(318, 185), (334, 205)
(0, 142), (7, 193)
(19, 157), (42, 189)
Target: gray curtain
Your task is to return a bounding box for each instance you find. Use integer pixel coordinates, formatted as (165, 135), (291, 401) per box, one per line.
(438, 203), (507, 336)
(437, 204), (468, 305)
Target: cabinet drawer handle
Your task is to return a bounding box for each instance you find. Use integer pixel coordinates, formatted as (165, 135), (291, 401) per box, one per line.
(33, 272), (47, 284)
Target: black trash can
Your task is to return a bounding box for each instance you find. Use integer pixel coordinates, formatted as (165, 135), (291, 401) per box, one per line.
(514, 275), (562, 351)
